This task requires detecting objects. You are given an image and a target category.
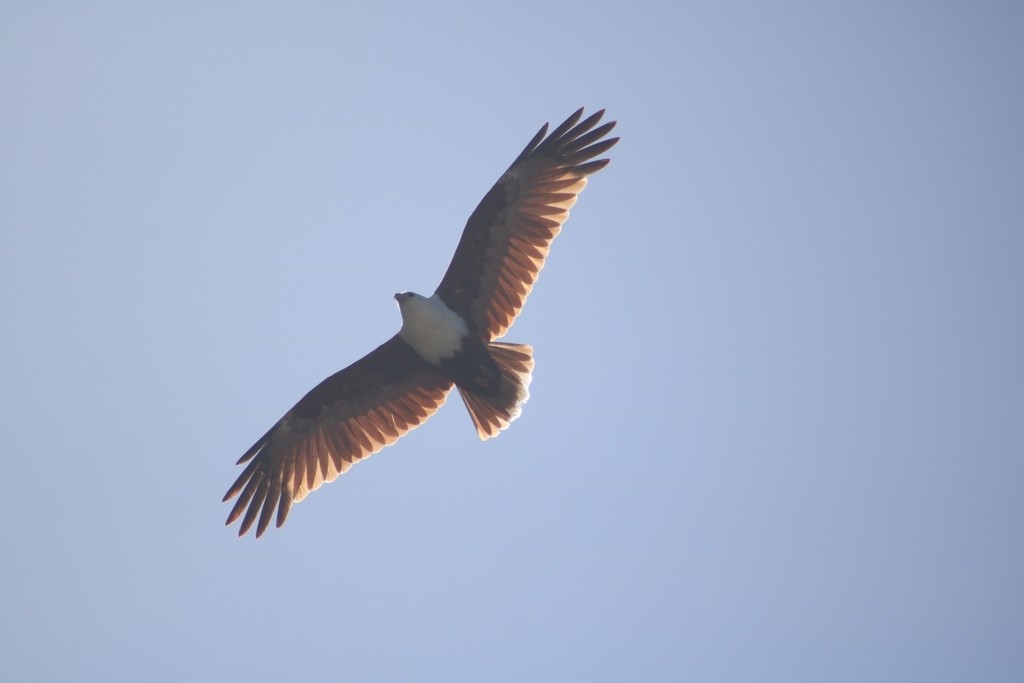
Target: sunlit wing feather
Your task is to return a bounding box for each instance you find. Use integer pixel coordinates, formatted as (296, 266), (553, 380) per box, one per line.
(435, 108), (619, 340)
(222, 335), (453, 537)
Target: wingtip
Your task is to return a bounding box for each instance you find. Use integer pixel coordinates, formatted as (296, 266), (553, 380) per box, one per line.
(584, 108), (616, 131)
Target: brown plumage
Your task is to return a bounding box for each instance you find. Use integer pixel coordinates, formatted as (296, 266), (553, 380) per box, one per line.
(223, 336), (451, 537)
(436, 108), (617, 339)
(223, 109), (618, 537)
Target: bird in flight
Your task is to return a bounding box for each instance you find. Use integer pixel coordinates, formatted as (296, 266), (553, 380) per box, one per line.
(223, 108), (618, 537)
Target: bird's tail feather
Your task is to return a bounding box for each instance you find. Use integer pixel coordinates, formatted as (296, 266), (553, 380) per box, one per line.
(458, 342), (534, 440)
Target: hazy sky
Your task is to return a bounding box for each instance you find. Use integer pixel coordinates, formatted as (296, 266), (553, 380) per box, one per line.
(2, 2), (1022, 681)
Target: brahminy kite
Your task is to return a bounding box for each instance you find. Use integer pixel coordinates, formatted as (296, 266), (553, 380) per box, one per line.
(223, 108), (618, 537)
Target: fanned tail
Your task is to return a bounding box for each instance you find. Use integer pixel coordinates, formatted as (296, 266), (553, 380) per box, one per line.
(457, 342), (534, 440)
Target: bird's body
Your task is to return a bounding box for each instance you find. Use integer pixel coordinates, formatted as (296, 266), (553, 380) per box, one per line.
(395, 290), (532, 434)
(224, 108), (618, 537)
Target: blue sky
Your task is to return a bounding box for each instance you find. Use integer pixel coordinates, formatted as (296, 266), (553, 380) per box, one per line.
(2, 2), (1022, 681)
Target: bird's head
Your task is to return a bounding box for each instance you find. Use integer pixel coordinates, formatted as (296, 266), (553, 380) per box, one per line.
(393, 291), (423, 316)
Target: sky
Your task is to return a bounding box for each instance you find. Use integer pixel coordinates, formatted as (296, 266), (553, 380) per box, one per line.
(2, 2), (1022, 681)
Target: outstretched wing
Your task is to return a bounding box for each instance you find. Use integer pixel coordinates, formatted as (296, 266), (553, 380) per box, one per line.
(435, 108), (618, 340)
(223, 335), (453, 538)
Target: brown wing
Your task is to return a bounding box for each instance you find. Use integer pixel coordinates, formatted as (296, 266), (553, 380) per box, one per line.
(223, 335), (453, 538)
(435, 108), (618, 340)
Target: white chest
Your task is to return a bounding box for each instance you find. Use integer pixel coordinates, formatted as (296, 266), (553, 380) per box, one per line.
(397, 293), (469, 365)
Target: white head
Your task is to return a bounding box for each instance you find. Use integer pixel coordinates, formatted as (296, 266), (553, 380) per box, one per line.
(395, 292), (469, 364)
